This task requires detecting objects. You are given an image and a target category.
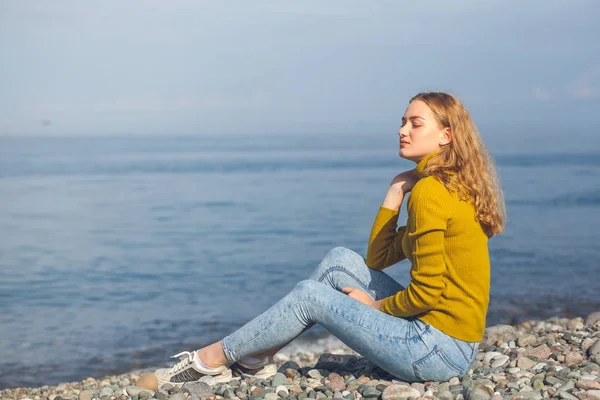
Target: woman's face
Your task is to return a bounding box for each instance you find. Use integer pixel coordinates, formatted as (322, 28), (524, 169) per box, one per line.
(398, 100), (449, 162)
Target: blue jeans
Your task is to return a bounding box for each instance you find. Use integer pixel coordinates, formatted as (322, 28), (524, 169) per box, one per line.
(221, 247), (479, 382)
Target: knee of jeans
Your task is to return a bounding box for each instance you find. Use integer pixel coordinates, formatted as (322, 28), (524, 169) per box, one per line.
(319, 247), (361, 270)
(293, 279), (331, 298)
(294, 279), (325, 295)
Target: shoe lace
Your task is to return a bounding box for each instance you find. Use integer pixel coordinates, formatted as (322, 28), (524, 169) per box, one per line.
(169, 351), (195, 374)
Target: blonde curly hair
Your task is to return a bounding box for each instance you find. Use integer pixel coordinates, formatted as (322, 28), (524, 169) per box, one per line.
(411, 92), (506, 237)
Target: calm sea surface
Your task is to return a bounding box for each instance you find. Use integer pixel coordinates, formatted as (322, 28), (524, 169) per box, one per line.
(1, 134), (599, 388)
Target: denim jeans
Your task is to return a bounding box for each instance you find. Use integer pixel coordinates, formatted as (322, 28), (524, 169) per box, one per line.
(221, 247), (479, 382)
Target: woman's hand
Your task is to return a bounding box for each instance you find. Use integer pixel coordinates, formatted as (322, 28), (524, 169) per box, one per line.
(382, 170), (419, 210)
(341, 287), (382, 310)
(390, 170), (419, 195)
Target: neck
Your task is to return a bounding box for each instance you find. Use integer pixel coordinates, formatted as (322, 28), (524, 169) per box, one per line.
(414, 151), (437, 178)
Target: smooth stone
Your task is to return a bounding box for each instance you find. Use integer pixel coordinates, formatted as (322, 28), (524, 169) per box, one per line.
(558, 381), (575, 392)
(182, 382), (214, 398)
(437, 391), (454, 400)
(278, 361), (302, 373)
(169, 394), (186, 400)
(264, 393), (278, 400)
(508, 367), (521, 374)
(99, 387), (114, 397)
(532, 379), (544, 390)
(139, 392), (152, 400)
(532, 363), (547, 371)
(581, 374), (599, 380)
(307, 370), (323, 380)
(523, 344), (553, 360)
(196, 375), (215, 386)
(484, 352), (502, 364)
(518, 357), (538, 370)
(466, 385), (493, 400)
(449, 377), (461, 385)
(126, 386), (155, 397)
(491, 356), (509, 368)
(518, 335), (538, 347)
(362, 387), (381, 398)
(450, 385), (465, 394)
(276, 386), (290, 395)
(545, 376), (566, 386)
(410, 383), (425, 395)
(567, 318), (584, 331)
(588, 340), (600, 357)
(271, 373), (288, 388)
(577, 380), (600, 390)
(381, 384), (421, 400)
(579, 390), (600, 400)
(585, 312), (600, 326)
(558, 391), (579, 400)
(154, 391), (169, 400)
(78, 390), (93, 400)
(516, 392), (542, 400)
(482, 325), (517, 346)
(581, 362), (600, 374)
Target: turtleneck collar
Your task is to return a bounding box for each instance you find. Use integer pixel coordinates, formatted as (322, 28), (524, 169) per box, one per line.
(414, 151), (438, 178)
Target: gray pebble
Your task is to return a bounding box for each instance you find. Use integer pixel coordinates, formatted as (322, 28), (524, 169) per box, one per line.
(271, 373), (288, 388)
(516, 392), (543, 400)
(588, 340), (600, 357)
(467, 385), (494, 400)
(585, 312), (600, 326)
(182, 382), (213, 398)
(545, 376), (566, 386)
(491, 355), (509, 368)
(139, 391), (152, 400)
(125, 386), (155, 397)
(155, 392), (169, 400)
(361, 387), (381, 398)
(438, 391), (454, 400)
(558, 391), (579, 400)
(306, 370), (322, 380)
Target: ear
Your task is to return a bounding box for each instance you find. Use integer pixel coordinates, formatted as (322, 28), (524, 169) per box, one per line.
(439, 127), (452, 146)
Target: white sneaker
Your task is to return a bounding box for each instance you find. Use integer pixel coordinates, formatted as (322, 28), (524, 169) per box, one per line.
(155, 351), (232, 388)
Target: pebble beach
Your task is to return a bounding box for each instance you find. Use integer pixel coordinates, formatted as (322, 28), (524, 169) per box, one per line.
(3, 312), (600, 400)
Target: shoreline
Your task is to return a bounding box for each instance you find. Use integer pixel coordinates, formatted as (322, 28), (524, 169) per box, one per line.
(2, 313), (600, 400)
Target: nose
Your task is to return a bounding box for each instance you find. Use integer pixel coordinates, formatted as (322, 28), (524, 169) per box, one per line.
(398, 125), (408, 137)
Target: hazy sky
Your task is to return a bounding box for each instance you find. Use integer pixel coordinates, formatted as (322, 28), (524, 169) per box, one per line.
(0, 0), (599, 136)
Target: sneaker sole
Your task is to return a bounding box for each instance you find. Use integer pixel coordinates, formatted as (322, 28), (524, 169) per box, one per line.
(157, 368), (233, 389)
(251, 364), (277, 379)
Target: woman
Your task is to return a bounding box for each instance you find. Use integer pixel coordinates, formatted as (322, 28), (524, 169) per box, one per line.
(138, 92), (506, 390)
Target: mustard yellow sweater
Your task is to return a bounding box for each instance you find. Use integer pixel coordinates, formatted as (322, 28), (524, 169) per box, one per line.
(366, 156), (490, 342)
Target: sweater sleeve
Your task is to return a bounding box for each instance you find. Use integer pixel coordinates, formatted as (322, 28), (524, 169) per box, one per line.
(365, 206), (407, 271)
(380, 177), (454, 316)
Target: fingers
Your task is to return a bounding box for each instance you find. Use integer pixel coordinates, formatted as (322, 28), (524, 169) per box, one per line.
(341, 287), (353, 294)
